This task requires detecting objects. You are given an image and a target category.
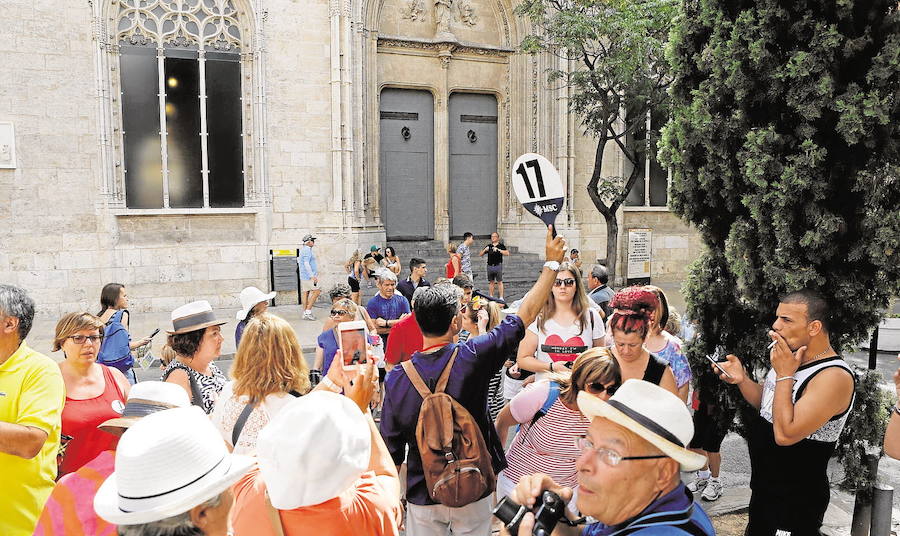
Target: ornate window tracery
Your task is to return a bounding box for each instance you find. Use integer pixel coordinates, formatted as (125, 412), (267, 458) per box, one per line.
(97, 0), (264, 210)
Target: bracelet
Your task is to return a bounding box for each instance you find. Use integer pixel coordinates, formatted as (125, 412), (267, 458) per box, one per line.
(320, 376), (342, 393)
(549, 362), (554, 373)
(775, 376), (796, 383)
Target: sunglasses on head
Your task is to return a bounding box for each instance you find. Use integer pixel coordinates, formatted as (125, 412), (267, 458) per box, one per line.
(585, 381), (618, 396)
(330, 309), (352, 317)
(554, 278), (576, 287)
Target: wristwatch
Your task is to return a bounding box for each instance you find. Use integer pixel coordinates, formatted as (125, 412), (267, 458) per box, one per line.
(543, 261), (561, 271)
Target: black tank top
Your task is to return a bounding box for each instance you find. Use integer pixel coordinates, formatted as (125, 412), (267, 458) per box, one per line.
(642, 353), (668, 385)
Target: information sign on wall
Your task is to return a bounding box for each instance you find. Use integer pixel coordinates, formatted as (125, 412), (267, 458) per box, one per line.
(626, 228), (652, 285)
(269, 249), (301, 304)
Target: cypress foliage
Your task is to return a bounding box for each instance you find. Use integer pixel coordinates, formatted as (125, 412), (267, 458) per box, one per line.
(661, 1), (900, 488)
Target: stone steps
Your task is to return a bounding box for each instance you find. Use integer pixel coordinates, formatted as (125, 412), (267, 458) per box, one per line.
(386, 240), (546, 301)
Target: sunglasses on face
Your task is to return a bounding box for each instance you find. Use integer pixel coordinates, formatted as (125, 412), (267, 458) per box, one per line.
(554, 278), (576, 287)
(330, 309), (352, 317)
(585, 381), (618, 396)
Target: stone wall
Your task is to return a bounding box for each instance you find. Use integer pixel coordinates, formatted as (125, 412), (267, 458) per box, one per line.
(0, 0), (704, 316)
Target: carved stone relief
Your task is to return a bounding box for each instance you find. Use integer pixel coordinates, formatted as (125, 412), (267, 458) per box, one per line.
(400, 0), (426, 21)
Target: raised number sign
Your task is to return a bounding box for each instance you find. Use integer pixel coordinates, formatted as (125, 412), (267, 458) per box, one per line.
(511, 153), (565, 233)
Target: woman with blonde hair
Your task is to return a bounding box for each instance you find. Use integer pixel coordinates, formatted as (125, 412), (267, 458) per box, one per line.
(445, 243), (461, 279)
(643, 284), (691, 401)
(495, 347), (621, 510)
(55, 312), (131, 475)
(211, 313), (311, 454)
(516, 262), (605, 380)
(344, 250), (364, 304)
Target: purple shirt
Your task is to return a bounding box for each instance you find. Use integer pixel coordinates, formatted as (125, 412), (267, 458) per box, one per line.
(366, 293), (410, 322)
(316, 329), (339, 374)
(380, 315), (525, 505)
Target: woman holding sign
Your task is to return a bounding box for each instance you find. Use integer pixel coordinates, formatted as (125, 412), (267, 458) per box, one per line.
(516, 262), (605, 379)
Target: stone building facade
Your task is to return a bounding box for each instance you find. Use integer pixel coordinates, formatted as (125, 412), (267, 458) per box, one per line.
(0, 0), (701, 315)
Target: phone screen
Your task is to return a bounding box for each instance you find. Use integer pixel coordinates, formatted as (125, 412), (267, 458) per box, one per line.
(340, 327), (368, 369)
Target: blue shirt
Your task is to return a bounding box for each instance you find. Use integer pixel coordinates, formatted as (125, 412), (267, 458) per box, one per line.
(380, 315), (525, 505)
(235, 319), (247, 348)
(582, 483), (714, 536)
(316, 329), (339, 374)
(297, 245), (318, 280)
(365, 293), (410, 322)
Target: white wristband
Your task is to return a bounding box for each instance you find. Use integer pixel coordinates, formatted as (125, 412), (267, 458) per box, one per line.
(775, 376), (796, 383)
(320, 376), (342, 392)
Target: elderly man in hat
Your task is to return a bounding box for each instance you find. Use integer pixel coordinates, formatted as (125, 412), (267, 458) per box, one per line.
(94, 406), (253, 536)
(34, 382), (191, 535)
(506, 380), (715, 536)
(298, 233), (321, 320)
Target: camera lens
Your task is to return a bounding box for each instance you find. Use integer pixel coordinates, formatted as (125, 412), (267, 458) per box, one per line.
(492, 496), (527, 533)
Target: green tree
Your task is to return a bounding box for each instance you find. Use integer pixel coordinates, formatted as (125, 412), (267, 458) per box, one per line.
(661, 0), (900, 488)
(515, 0), (678, 279)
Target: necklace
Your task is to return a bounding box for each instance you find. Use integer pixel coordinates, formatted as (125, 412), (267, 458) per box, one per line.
(808, 346), (835, 362)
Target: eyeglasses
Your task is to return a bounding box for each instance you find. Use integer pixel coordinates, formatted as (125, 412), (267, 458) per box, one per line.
(68, 334), (104, 346)
(574, 436), (666, 467)
(330, 309), (352, 317)
(584, 381), (618, 396)
(554, 278), (576, 287)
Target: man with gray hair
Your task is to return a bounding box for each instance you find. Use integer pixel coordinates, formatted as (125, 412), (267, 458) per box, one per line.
(587, 264), (614, 318)
(385, 285), (431, 369)
(0, 284), (66, 534)
(366, 269), (410, 349)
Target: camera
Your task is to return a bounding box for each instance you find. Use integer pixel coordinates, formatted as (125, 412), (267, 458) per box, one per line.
(492, 490), (566, 536)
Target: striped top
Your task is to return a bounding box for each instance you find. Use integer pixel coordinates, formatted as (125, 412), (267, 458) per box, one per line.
(503, 380), (589, 489)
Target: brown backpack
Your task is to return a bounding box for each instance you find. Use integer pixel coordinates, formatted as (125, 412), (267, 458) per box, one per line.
(401, 348), (496, 507)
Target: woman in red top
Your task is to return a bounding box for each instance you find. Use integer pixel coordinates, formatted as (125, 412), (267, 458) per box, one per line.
(55, 312), (130, 476)
(445, 244), (461, 278)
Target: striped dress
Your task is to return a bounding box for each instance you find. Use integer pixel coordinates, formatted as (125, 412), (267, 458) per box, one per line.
(502, 381), (590, 490)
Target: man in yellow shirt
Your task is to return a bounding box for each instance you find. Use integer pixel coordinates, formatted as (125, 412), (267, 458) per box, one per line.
(0, 285), (65, 535)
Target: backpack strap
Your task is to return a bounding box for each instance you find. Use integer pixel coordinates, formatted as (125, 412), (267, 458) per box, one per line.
(528, 381), (560, 428)
(163, 363), (204, 408)
(232, 402), (257, 446)
(401, 347), (461, 398)
(435, 348), (459, 394)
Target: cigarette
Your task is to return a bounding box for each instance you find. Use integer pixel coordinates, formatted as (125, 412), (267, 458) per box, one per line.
(767, 341), (777, 350)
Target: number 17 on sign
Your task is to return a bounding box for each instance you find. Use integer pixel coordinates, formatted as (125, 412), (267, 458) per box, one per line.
(511, 153), (565, 236)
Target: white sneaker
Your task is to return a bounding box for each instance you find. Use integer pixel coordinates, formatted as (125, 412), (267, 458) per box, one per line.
(701, 479), (723, 501)
(303, 311), (316, 321)
(687, 472), (709, 493)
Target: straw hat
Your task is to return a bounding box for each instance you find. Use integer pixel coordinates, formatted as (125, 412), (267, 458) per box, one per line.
(98, 381), (191, 434)
(235, 286), (276, 321)
(167, 300), (227, 335)
(257, 391), (371, 509)
(576, 379), (707, 471)
(94, 406), (253, 525)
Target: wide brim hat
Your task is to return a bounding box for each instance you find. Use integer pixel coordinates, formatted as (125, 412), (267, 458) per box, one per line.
(167, 300), (227, 335)
(98, 381), (192, 433)
(94, 407), (254, 525)
(257, 391), (370, 509)
(236, 287), (277, 321)
(577, 380), (707, 471)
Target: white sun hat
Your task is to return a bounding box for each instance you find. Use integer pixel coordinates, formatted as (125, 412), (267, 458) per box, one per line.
(98, 381), (191, 434)
(235, 286), (277, 321)
(94, 406), (254, 525)
(577, 379), (707, 471)
(257, 391), (371, 509)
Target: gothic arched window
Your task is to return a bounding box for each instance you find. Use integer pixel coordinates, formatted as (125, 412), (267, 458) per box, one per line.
(107, 0), (256, 209)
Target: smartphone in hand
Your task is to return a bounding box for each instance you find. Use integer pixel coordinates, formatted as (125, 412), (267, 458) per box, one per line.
(705, 354), (732, 379)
